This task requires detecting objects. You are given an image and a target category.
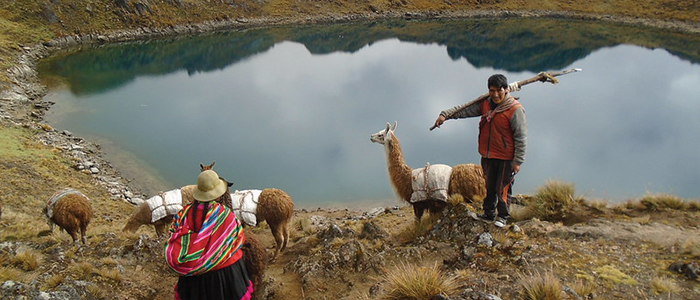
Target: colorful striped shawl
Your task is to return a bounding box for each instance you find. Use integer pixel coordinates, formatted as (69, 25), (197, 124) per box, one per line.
(164, 202), (245, 276)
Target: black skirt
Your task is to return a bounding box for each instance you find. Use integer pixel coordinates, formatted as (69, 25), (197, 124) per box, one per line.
(175, 259), (253, 300)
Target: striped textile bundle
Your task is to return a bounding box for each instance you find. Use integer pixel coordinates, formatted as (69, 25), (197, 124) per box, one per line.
(164, 202), (245, 276)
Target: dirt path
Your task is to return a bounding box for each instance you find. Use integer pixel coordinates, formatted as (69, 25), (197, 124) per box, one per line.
(562, 218), (700, 248)
(265, 243), (305, 300)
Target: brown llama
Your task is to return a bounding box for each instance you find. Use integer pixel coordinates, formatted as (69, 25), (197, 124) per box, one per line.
(370, 122), (486, 223)
(122, 202), (175, 237)
(43, 188), (93, 244)
(122, 185), (199, 236)
(242, 231), (268, 300)
(200, 161), (294, 262)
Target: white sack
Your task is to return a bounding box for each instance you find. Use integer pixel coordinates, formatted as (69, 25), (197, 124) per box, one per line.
(147, 189), (184, 223)
(231, 189), (262, 226)
(410, 163), (452, 203)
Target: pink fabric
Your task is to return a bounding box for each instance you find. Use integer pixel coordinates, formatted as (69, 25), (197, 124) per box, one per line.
(240, 280), (254, 300)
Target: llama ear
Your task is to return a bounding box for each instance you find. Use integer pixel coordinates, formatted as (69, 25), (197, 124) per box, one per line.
(384, 122), (391, 134)
(391, 121), (397, 131)
(219, 176), (234, 187)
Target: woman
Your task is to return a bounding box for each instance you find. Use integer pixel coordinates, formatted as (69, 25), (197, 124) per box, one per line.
(164, 169), (253, 300)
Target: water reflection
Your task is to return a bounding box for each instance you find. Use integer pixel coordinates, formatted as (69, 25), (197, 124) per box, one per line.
(39, 19), (700, 208)
(41, 19), (700, 96)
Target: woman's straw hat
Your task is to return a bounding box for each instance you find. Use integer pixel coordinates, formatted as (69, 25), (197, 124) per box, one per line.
(192, 170), (227, 202)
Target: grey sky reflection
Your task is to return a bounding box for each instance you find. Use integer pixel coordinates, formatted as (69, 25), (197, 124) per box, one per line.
(45, 40), (700, 208)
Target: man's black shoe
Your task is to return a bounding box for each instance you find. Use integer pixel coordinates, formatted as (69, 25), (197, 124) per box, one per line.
(477, 214), (495, 221)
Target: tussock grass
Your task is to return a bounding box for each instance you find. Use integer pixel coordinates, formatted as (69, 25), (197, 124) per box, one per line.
(520, 180), (582, 222)
(687, 199), (700, 211)
(294, 217), (311, 233)
(0, 266), (22, 282)
(454, 268), (471, 280)
(381, 262), (458, 300)
(469, 194), (484, 212)
(99, 257), (121, 266)
(574, 272), (595, 283)
(87, 284), (109, 299)
(89, 223), (118, 240)
(11, 249), (41, 271)
(329, 237), (348, 248)
(0, 252), (9, 265)
(288, 228), (302, 242)
(585, 199), (609, 211)
(96, 267), (123, 283)
(595, 265), (638, 287)
(397, 213), (440, 244)
(650, 276), (679, 295)
(618, 199), (644, 212)
(517, 271), (562, 300)
(449, 194), (479, 215)
(639, 193), (686, 211)
(448, 193), (466, 207)
(679, 240), (700, 258)
(44, 274), (65, 289)
(68, 262), (95, 280)
(571, 279), (595, 299)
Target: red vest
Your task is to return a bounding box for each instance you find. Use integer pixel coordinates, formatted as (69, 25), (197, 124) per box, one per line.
(478, 98), (521, 161)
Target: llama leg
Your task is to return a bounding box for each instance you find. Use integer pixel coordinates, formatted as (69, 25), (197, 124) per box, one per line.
(70, 230), (79, 244)
(413, 205), (424, 224)
(268, 224), (283, 262)
(80, 224), (88, 244)
(154, 223), (166, 237)
(281, 221), (289, 251)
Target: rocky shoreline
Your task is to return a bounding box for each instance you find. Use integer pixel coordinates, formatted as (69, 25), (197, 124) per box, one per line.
(2, 9), (699, 206)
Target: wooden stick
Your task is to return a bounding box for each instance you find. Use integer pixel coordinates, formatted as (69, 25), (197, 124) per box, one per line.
(429, 68), (582, 131)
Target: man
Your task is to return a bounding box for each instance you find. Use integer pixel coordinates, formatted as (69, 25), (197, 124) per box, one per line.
(433, 74), (526, 228)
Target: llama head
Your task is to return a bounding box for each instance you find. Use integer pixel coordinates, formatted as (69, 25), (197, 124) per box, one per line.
(370, 121), (398, 146)
(200, 161), (216, 171)
(198, 161), (234, 187)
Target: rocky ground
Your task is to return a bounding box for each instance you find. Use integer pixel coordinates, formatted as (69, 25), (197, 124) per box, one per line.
(1, 1), (700, 299)
(2, 197), (699, 299)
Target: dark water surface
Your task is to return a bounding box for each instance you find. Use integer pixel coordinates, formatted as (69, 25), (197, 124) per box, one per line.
(38, 18), (700, 208)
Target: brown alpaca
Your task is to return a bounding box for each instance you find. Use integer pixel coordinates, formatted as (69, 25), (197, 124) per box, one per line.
(242, 231), (268, 300)
(255, 188), (294, 261)
(43, 189), (93, 244)
(122, 185), (198, 236)
(370, 122), (486, 223)
(200, 162), (294, 262)
(122, 202), (174, 237)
